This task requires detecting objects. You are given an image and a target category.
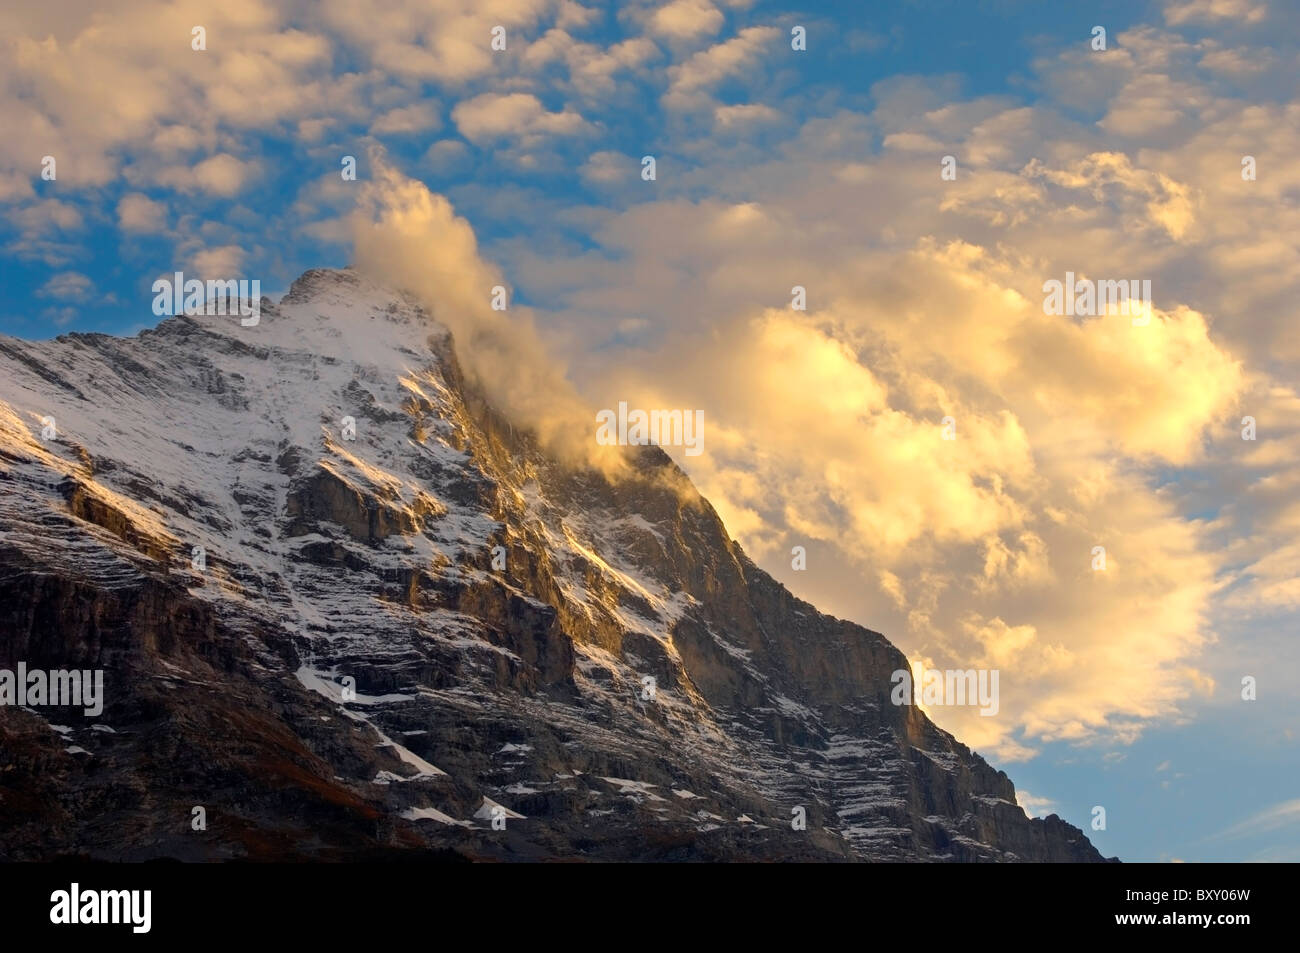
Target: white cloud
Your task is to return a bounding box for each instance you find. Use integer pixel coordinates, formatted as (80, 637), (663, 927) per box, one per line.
(648, 0), (725, 41)
(370, 102), (443, 135)
(580, 149), (635, 184)
(713, 103), (780, 127)
(117, 193), (167, 233)
(37, 271), (94, 302)
(158, 154), (257, 197)
(452, 92), (589, 145)
(663, 26), (779, 110)
(187, 244), (247, 278)
(1016, 790), (1057, 818)
(1210, 798), (1300, 840)
(1163, 0), (1269, 26)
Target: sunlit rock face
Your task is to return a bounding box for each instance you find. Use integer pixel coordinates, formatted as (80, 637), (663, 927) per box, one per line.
(0, 269), (1113, 862)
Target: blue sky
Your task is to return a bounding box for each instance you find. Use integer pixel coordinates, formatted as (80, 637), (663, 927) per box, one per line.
(2, 0), (1298, 861)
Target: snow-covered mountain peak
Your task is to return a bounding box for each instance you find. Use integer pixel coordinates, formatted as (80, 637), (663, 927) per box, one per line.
(0, 268), (1114, 862)
(172, 266), (448, 366)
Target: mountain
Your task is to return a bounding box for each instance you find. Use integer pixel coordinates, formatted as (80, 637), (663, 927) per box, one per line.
(0, 268), (1114, 862)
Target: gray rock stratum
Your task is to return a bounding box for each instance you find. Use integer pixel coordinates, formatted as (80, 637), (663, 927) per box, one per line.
(0, 268), (1115, 862)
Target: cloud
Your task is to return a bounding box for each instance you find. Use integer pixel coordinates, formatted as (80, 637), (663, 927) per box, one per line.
(523, 32), (661, 99)
(40, 306), (79, 328)
(317, 0), (555, 84)
(187, 244), (247, 277)
(424, 140), (473, 176)
(663, 26), (779, 110)
(713, 103), (780, 128)
(1024, 151), (1196, 240)
(117, 193), (168, 233)
(451, 92), (589, 145)
(580, 149), (635, 185)
(1163, 0), (1269, 26)
(556, 0), (600, 31)
(1199, 45), (1273, 75)
(14, 199), (82, 232)
(1016, 790), (1057, 818)
(3, 199), (85, 265)
(37, 271), (94, 302)
(648, 0), (725, 41)
(882, 131), (946, 153)
(0, 172), (34, 203)
(1209, 798), (1300, 840)
(158, 154), (257, 197)
(349, 156), (614, 471)
(0, 1), (340, 196)
(370, 102), (443, 135)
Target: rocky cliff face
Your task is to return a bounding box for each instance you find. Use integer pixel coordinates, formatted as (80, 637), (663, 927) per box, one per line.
(0, 269), (1114, 862)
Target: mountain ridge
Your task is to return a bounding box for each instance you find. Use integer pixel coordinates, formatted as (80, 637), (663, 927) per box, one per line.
(0, 267), (1116, 862)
